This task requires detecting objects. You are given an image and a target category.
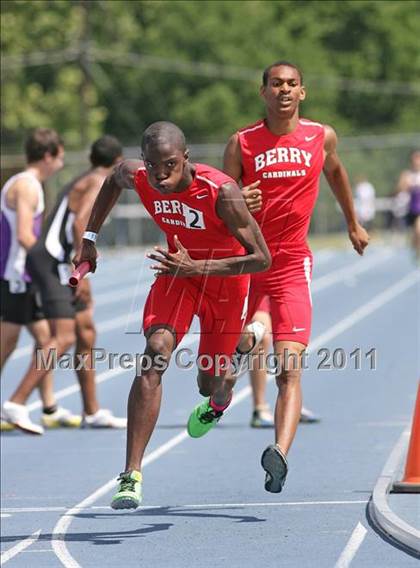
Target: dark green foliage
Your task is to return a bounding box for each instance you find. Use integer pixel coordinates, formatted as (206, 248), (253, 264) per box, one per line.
(2, 0), (420, 150)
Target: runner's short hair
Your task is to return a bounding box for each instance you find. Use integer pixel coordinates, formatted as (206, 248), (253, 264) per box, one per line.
(90, 135), (123, 167)
(25, 128), (63, 163)
(142, 122), (186, 153)
(262, 61), (303, 86)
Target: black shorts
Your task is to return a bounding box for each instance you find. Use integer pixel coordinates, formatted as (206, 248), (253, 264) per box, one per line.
(407, 212), (420, 227)
(0, 279), (45, 325)
(26, 246), (87, 319)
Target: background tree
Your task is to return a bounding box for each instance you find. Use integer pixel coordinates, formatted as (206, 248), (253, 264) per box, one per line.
(2, 0), (419, 150)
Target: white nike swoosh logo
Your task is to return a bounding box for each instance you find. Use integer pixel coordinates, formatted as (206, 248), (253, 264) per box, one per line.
(292, 327), (306, 332)
(196, 194), (208, 200)
(305, 135), (316, 142)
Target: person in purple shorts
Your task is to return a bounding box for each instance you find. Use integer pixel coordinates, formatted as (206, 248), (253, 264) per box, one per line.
(0, 128), (79, 432)
(396, 150), (420, 263)
(1, 135), (127, 434)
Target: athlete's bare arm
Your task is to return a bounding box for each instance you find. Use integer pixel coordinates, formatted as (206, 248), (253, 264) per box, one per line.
(396, 170), (411, 193)
(73, 160), (140, 271)
(69, 172), (108, 303)
(72, 171), (110, 250)
(223, 133), (262, 214)
(223, 134), (243, 181)
(215, 182), (271, 273)
(148, 182), (271, 277)
(323, 125), (369, 255)
(13, 179), (40, 250)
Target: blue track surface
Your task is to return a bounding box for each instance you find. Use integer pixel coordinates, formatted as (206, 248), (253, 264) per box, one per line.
(1, 244), (419, 567)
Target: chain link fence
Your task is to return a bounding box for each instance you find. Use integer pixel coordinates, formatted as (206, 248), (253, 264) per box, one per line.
(2, 133), (419, 246)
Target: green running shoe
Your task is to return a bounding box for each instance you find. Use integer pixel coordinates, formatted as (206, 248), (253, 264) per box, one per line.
(111, 470), (142, 510)
(187, 398), (224, 438)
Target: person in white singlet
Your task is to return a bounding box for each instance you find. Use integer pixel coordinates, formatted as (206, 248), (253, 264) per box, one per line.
(0, 128), (79, 433)
(2, 136), (127, 434)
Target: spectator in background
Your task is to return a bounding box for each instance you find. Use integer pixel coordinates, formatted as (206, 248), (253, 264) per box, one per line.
(396, 149), (420, 262)
(2, 136), (127, 434)
(0, 128), (80, 432)
(389, 189), (410, 233)
(354, 175), (376, 232)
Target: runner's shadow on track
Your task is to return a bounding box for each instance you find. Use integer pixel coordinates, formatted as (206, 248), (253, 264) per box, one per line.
(0, 524), (173, 546)
(75, 506), (266, 524)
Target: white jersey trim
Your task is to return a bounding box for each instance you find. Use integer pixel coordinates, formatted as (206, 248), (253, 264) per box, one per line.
(65, 211), (75, 248)
(299, 119), (324, 129)
(238, 122), (265, 136)
(0, 172), (44, 281)
(45, 196), (69, 262)
(196, 175), (219, 189)
(303, 256), (312, 307)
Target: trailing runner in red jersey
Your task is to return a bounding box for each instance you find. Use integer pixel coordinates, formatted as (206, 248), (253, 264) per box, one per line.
(224, 61), (369, 494)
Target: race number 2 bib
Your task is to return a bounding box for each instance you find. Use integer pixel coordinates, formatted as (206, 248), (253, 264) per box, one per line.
(182, 204), (205, 229)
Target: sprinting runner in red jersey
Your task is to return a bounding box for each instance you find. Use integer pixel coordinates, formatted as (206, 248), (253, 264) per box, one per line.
(75, 121), (271, 508)
(224, 61), (369, 493)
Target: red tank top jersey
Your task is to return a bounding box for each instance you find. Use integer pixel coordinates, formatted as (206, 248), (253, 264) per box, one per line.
(134, 163), (245, 260)
(238, 118), (325, 247)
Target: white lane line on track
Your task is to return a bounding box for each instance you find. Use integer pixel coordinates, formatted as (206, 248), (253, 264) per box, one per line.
(308, 270), (419, 353)
(11, 312), (142, 361)
(50, 270), (417, 568)
(94, 285), (140, 305)
(334, 522), (368, 568)
(311, 249), (391, 292)
(27, 367), (127, 412)
(312, 249), (335, 264)
(9, 249), (393, 361)
(0, 530), (41, 565)
(19, 550), (53, 553)
(2, 500), (368, 514)
(11, 347), (36, 362)
(139, 499), (369, 509)
(51, 380), (272, 568)
(51, 432), (189, 568)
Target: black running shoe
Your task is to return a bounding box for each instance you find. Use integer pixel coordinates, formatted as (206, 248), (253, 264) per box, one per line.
(261, 444), (288, 493)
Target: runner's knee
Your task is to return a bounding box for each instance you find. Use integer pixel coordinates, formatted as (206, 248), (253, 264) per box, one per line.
(146, 336), (172, 359)
(275, 346), (303, 388)
(145, 331), (174, 370)
(57, 329), (77, 353)
(77, 323), (96, 350)
(135, 371), (162, 390)
(276, 367), (302, 389)
(29, 322), (51, 348)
